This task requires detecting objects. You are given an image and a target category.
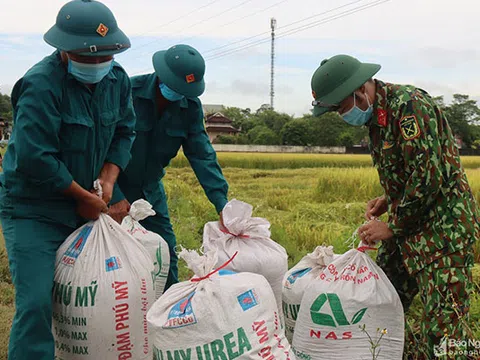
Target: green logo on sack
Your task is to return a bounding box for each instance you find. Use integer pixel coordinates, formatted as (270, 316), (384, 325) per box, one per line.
(310, 293), (367, 327)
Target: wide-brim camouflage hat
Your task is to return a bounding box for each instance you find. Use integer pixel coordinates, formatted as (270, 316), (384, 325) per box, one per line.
(311, 54), (381, 116)
(44, 0), (130, 56)
(153, 44), (206, 98)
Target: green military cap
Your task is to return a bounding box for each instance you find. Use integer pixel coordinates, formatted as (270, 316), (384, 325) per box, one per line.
(44, 0), (130, 56)
(311, 54), (381, 116)
(153, 44), (206, 98)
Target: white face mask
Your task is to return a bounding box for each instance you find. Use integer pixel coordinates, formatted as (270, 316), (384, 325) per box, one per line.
(67, 58), (113, 84)
(340, 92), (373, 126)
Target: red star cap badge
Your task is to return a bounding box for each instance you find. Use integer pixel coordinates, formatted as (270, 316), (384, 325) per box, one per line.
(96, 23), (109, 37)
(186, 74), (195, 83)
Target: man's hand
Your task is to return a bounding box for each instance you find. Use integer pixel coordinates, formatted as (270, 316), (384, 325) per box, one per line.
(358, 219), (394, 246)
(365, 195), (388, 220)
(95, 163), (121, 204)
(92, 179), (114, 205)
(76, 192), (108, 220)
(108, 199), (131, 224)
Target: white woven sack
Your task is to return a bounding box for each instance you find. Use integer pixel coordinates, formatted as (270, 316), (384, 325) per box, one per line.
(203, 199), (288, 320)
(292, 248), (404, 360)
(53, 213), (155, 360)
(122, 199), (170, 299)
(147, 248), (296, 360)
(282, 246), (336, 343)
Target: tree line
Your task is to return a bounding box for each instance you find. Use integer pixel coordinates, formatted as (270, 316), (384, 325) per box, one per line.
(215, 94), (480, 148)
(1, 91), (479, 148)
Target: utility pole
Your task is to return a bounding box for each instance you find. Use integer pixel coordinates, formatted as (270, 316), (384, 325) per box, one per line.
(270, 18), (276, 110)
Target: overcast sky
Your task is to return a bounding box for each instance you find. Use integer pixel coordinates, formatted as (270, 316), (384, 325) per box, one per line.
(1, 0), (479, 116)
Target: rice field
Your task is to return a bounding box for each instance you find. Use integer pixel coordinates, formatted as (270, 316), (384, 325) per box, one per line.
(171, 152), (480, 170)
(0, 153), (479, 359)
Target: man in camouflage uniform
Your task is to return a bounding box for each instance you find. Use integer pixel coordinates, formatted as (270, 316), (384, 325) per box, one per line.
(310, 54), (480, 359)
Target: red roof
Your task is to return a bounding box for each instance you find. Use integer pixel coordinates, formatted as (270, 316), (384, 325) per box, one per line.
(206, 124), (239, 133)
(206, 112), (233, 125)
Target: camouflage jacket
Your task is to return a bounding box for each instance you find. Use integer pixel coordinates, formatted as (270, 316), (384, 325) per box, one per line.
(369, 80), (480, 273)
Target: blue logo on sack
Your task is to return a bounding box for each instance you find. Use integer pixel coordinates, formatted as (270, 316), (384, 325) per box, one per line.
(61, 225), (93, 266)
(284, 268), (312, 289)
(105, 256), (122, 272)
(218, 269), (236, 276)
(163, 292), (197, 329)
(237, 290), (258, 311)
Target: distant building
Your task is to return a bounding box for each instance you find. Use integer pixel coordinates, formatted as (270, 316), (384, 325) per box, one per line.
(203, 104), (225, 116)
(204, 112), (239, 142)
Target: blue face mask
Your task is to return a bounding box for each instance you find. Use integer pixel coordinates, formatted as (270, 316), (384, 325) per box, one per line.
(159, 83), (185, 102)
(341, 92), (373, 126)
(68, 58), (113, 84)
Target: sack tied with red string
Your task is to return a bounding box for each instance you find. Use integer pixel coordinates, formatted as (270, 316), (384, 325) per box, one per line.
(53, 213), (155, 360)
(292, 246), (404, 360)
(147, 248), (295, 360)
(121, 199), (170, 300)
(202, 199), (288, 320)
(282, 245), (338, 343)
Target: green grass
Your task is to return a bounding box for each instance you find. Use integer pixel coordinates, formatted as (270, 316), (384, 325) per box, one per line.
(1, 154), (479, 359)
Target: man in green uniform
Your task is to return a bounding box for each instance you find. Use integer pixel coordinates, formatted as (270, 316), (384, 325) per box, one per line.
(310, 54), (480, 358)
(108, 44), (229, 289)
(0, 1), (135, 359)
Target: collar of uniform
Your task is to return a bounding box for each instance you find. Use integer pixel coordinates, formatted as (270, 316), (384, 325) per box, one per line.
(106, 63), (118, 81)
(370, 79), (388, 128)
(135, 72), (189, 109)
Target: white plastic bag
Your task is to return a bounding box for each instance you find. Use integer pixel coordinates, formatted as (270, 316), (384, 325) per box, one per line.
(292, 248), (404, 360)
(202, 199), (288, 319)
(282, 245), (336, 343)
(53, 213), (155, 359)
(147, 248), (295, 360)
(121, 199), (170, 299)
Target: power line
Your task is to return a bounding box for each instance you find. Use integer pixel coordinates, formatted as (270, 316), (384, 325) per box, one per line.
(202, 0), (364, 55)
(124, 0), (255, 57)
(131, 0), (222, 39)
(129, 0), (389, 76)
(179, 0), (290, 46)
(205, 0), (390, 61)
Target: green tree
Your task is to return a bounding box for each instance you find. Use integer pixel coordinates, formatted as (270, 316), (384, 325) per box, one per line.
(255, 110), (293, 133)
(0, 93), (12, 122)
(214, 135), (237, 144)
(252, 128), (279, 145)
(304, 112), (351, 146)
(443, 94), (480, 147)
(222, 107), (251, 130)
(281, 119), (311, 146)
(338, 132), (355, 147)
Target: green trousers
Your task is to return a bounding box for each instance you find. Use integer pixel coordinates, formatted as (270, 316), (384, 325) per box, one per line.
(377, 241), (474, 360)
(1, 216), (74, 360)
(133, 189), (178, 290)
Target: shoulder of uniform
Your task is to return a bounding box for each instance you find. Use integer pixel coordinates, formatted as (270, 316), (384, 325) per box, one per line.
(111, 61), (128, 77)
(385, 83), (418, 109)
(13, 52), (64, 102)
(392, 85), (437, 141)
(130, 74), (151, 89)
(20, 52), (64, 90)
(187, 97), (202, 109)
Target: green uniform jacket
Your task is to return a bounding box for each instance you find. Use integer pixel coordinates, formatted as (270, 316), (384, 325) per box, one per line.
(112, 73), (228, 213)
(0, 51), (136, 228)
(369, 80), (480, 273)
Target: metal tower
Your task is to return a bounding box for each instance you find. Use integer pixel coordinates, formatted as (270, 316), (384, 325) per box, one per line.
(270, 18), (276, 110)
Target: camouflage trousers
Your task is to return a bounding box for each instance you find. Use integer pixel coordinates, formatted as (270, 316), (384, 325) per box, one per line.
(377, 241), (476, 360)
